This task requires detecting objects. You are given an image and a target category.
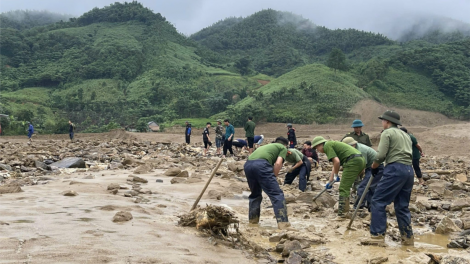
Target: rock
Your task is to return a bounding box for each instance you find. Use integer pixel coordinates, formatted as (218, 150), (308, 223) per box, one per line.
(164, 168), (182, 176)
(34, 160), (48, 170)
(409, 204), (420, 213)
(275, 243), (284, 253)
(132, 176), (148, 183)
(122, 158), (134, 166)
(109, 189), (118, 195)
(228, 162), (244, 172)
(282, 240), (302, 257)
(171, 178), (186, 184)
(442, 204), (451, 211)
(435, 216), (462, 234)
(450, 198), (470, 211)
(456, 173), (468, 182)
(285, 251), (302, 264)
(369, 257), (388, 264)
(269, 233), (287, 243)
(176, 170), (189, 177)
(462, 218), (470, 230)
(107, 183), (121, 190)
(62, 190), (78, 196)
(0, 163), (12, 171)
(82, 175), (95, 179)
(109, 162), (123, 170)
(50, 157), (86, 168)
(156, 179), (163, 183)
(112, 211), (133, 222)
(134, 165), (151, 174)
(313, 192), (336, 208)
(0, 185), (23, 194)
(207, 190), (222, 200)
(428, 180), (450, 196)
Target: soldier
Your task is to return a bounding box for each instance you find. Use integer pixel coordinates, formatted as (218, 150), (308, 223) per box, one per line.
(400, 127), (425, 185)
(342, 137), (384, 210)
(214, 120), (224, 155)
(311, 137), (365, 220)
(363, 110), (414, 247)
(244, 137), (292, 229)
(342, 119), (372, 147)
(283, 148), (311, 192)
(244, 117), (256, 154)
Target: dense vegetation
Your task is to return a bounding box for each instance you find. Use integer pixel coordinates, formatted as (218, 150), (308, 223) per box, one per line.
(0, 2), (469, 135)
(0, 10), (71, 30)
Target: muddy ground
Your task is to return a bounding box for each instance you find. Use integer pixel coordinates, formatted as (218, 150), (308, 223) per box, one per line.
(1, 110), (470, 263)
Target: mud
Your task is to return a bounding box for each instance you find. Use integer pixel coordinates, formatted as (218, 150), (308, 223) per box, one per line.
(0, 117), (469, 263)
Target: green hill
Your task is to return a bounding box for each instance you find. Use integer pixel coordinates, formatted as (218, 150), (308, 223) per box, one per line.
(191, 9), (395, 76)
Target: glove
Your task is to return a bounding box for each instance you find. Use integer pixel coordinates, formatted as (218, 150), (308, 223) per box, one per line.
(371, 167), (380, 176)
(334, 174), (340, 182)
(325, 182), (333, 189)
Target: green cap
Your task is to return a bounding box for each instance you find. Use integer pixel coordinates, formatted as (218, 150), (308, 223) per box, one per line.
(311, 136), (328, 148)
(216, 119), (222, 123)
(342, 137), (357, 146)
(379, 110), (402, 126)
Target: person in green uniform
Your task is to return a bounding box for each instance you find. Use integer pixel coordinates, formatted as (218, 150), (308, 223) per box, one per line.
(244, 137), (291, 229)
(342, 119), (372, 147)
(244, 116), (256, 154)
(363, 110), (414, 247)
(400, 127), (425, 185)
(311, 137), (366, 220)
(283, 148), (311, 192)
(342, 137), (384, 209)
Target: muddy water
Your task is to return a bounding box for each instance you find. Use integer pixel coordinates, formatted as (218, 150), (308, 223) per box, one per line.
(0, 168), (465, 264)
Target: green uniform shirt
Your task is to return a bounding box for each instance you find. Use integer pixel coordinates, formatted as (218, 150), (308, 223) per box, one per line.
(409, 134), (421, 160)
(285, 148), (303, 164)
(342, 132), (372, 147)
(244, 120), (256, 138)
(356, 143), (377, 168)
(248, 143), (287, 166)
(323, 141), (361, 166)
(375, 126), (412, 165)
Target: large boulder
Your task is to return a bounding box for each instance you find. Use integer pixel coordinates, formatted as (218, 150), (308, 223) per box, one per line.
(50, 157), (86, 168)
(132, 176), (148, 183)
(112, 211), (133, 222)
(282, 240), (302, 257)
(312, 192), (336, 208)
(450, 198), (470, 211)
(133, 165), (151, 174)
(435, 216), (461, 234)
(176, 170), (189, 178)
(0, 163), (13, 171)
(0, 185), (23, 194)
(164, 168), (181, 176)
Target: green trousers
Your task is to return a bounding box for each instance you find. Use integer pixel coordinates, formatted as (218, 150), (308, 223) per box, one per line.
(339, 157), (365, 198)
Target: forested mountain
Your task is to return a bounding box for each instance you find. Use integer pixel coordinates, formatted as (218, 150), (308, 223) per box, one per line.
(0, 10), (71, 30)
(0, 2), (469, 135)
(191, 9), (394, 76)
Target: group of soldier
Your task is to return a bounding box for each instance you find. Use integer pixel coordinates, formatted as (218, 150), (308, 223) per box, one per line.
(242, 110), (424, 247)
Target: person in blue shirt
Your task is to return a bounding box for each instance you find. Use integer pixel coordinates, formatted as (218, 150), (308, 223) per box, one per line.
(223, 119), (234, 158)
(185, 122), (191, 144)
(254, 135), (264, 148)
(27, 122), (34, 142)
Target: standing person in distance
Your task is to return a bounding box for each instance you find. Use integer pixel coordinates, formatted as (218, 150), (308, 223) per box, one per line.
(244, 116), (256, 155)
(202, 122), (212, 156)
(27, 122), (34, 143)
(185, 121), (191, 144)
(400, 127), (425, 185)
(342, 119), (372, 147)
(363, 110), (414, 247)
(287, 123), (297, 148)
(244, 137), (292, 229)
(215, 120), (224, 156)
(69, 120), (75, 142)
(223, 119), (234, 158)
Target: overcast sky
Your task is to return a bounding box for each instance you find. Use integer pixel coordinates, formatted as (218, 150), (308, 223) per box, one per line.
(1, 0), (470, 37)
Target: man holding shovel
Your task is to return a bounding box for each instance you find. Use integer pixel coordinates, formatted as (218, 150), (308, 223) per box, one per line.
(362, 110), (414, 247)
(311, 137), (365, 220)
(244, 137), (291, 229)
(342, 137), (384, 210)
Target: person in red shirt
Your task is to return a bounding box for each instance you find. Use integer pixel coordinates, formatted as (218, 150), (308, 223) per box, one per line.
(301, 141), (318, 181)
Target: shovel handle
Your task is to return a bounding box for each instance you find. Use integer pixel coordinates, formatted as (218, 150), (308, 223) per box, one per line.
(190, 158), (223, 211)
(312, 180), (335, 202)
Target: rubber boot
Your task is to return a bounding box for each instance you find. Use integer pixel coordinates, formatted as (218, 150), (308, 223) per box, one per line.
(361, 235), (386, 247)
(333, 196), (348, 221)
(401, 235), (414, 246)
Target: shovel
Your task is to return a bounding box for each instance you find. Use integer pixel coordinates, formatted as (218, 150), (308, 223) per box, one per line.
(190, 158), (223, 211)
(347, 174), (374, 230)
(312, 180), (335, 202)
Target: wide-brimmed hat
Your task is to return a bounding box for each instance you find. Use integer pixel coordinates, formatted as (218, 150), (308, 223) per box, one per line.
(379, 110), (402, 126)
(351, 119), (364, 128)
(342, 137), (358, 146)
(311, 136), (327, 148)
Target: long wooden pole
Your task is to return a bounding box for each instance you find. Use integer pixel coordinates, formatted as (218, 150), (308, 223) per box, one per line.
(347, 174), (374, 230)
(190, 158), (223, 211)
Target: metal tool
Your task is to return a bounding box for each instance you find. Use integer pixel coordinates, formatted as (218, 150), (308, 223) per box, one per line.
(312, 180), (335, 202)
(347, 174), (374, 230)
